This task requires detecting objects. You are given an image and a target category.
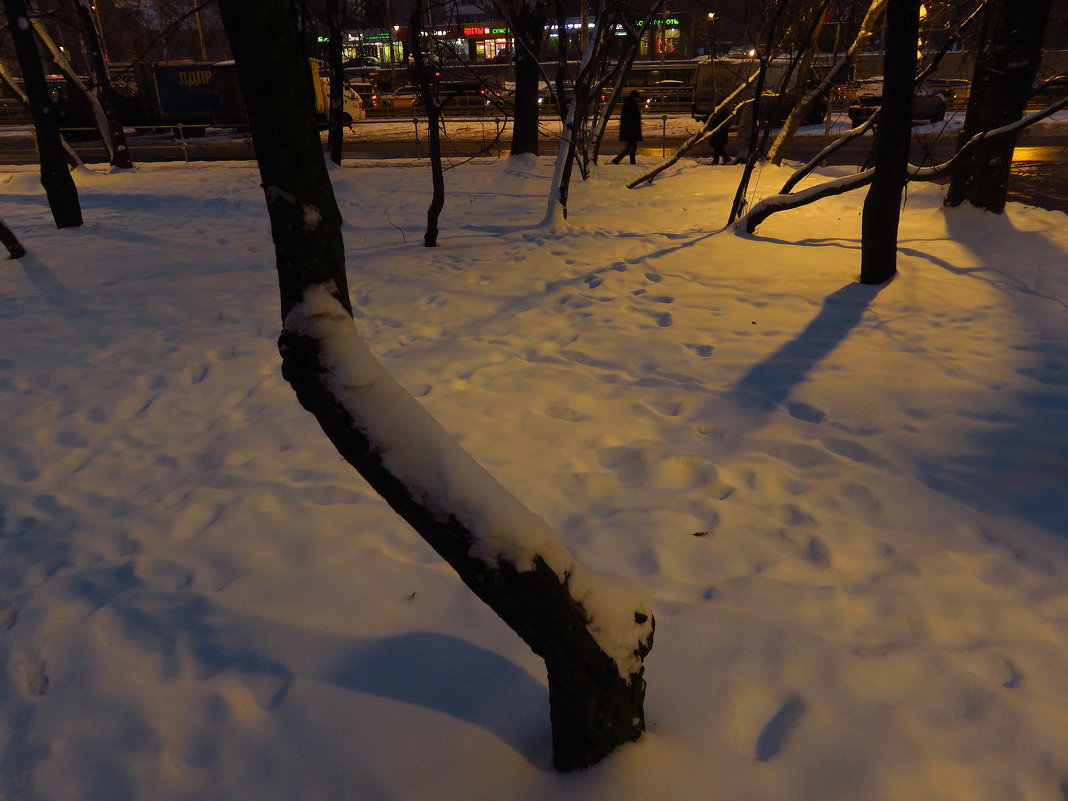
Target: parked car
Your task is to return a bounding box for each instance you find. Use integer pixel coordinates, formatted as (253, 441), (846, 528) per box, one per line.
(845, 78), (947, 127)
(345, 80), (380, 109)
(1031, 74), (1068, 106)
(381, 81), (510, 115)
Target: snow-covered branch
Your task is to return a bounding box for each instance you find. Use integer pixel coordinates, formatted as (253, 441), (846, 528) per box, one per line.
(29, 16), (114, 163)
(766, 0), (887, 163)
(738, 96), (1068, 235)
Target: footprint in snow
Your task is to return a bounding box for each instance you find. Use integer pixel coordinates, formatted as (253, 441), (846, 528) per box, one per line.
(545, 405), (590, 422)
(685, 343), (714, 357)
(648, 399), (683, 417)
(11, 648), (49, 697)
(786, 402), (825, 424)
(755, 693), (806, 761)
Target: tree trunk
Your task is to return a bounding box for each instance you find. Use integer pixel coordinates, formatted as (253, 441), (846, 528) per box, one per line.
(0, 217), (26, 258)
(217, 0), (653, 771)
(73, 0), (132, 169)
(510, 1), (549, 156)
(325, 0), (345, 165)
(408, 3), (445, 246)
(5, 0), (82, 228)
(859, 0), (919, 285)
(0, 58), (83, 169)
(767, 0), (887, 164)
(944, 0), (1052, 213)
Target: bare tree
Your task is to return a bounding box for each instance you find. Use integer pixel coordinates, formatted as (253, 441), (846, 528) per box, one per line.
(543, 0), (658, 224)
(72, 0), (133, 168)
(3, 0), (82, 228)
(408, 0), (447, 246)
(0, 56), (84, 167)
(766, 0), (887, 164)
(859, 0), (921, 285)
(945, 0), (1054, 213)
(216, 0), (654, 771)
(324, 0), (345, 165)
(493, 0), (551, 155)
(734, 97), (1067, 234)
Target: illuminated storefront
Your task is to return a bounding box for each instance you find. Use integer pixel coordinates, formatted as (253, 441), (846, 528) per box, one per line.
(381, 11), (686, 65)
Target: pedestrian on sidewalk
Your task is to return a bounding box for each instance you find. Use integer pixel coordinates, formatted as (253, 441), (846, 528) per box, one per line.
(611, 90), (643, 165)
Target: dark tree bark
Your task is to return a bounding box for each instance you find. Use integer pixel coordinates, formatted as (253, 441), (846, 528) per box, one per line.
(216, 0), (653, 771)
(859, 0), (920, 285)
(945, 0), (1053, 213)
(5, 0), (82, 228)
(0, 217), (25, 258)
(73, 0), (133, 169)
(727, 0), (793, 225)
(508, 0), (550, 156)
(325, 0), (345, 165)
(737, 96), (1067, 237)
(408, 3), (445, 247)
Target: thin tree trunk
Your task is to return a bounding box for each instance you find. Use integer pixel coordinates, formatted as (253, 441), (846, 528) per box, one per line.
(767, 0), (887, 164)
(5, 0), (82, 228)
(29, 14), (114, 162)
(215, 0), (654, 772)
(0, 217), (26, 258)
(944, 0), (1052, 213)
(859, 0), (920, 285)
(409, 3), (445, 246)
(0, 59), (83, 168)
(73, 0), (133, 168)
(325, 0), (345, 165)
(727, 0), (793, 225)
(766, 0), (829, 165)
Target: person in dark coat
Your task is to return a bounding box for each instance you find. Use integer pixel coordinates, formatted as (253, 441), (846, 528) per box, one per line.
(611, 90), (643, 164)
(708, 107), (731, 164)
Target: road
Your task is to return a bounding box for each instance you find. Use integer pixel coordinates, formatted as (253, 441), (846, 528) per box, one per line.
(1, 122), (1065, 213)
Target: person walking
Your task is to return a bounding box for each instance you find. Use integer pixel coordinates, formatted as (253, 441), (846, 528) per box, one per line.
(611, 90), (643, 164)
(708, 107), (731, 164)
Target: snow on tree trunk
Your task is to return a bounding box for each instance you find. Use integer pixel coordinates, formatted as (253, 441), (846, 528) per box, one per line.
(217, 0), (654, 771)
(73, 0), (132, 169)
(767, 0), (887, 164)
(859, 0), (920, 285)
(0, 59), (83, 169)
(5, 0), (81, 228)
(29, 15), (115, 165)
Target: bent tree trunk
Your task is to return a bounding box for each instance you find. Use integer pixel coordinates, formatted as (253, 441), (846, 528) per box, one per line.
(216, 0), (654, 771)
(5, 0), (82, 228)
(859, 0), (919, 285)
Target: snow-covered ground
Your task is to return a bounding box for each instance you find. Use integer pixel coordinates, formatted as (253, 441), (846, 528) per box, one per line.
(1, 147), (1067, 801)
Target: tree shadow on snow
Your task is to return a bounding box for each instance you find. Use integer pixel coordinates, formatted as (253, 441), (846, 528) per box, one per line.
(99, 589), (553, 770)
(901, 209), (1068, 539)
(324, 631), (552, 766)
(729, 280), (890, 412)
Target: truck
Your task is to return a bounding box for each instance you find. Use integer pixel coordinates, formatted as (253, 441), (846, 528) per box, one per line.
(122, 59), (364, 134)
(691, 57), (826, 126)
